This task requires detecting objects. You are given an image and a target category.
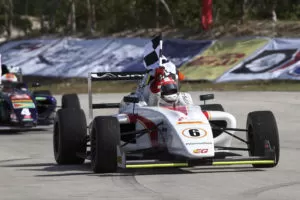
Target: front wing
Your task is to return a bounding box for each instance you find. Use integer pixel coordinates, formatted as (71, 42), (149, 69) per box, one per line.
(117, 141), (276, 169)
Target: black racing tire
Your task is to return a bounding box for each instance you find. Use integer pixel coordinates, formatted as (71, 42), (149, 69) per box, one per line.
(200, 104), (224, 111)
(246, 111), (280, 168)
(62, 93), (80, 109)
(53, 108), (87, 164)
(91, 116), (120, 173)
(33, 90), (52, 96)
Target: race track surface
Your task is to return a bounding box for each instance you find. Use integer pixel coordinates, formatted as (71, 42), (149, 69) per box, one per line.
(0, 92), (299, 200)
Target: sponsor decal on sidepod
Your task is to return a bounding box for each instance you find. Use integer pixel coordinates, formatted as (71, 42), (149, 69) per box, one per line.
(193, 149), (208, 154)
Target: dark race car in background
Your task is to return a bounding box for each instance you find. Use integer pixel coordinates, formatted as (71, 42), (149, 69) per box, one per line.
(0, 82), (57, 129)
(0, 90), (38, 127)
(0, 65), (56, 130)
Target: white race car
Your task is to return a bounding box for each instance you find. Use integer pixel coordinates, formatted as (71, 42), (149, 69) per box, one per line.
(53, 71), (279, 173)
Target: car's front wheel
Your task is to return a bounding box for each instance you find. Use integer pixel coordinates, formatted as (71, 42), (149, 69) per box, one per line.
(90, 116), (120, 173)
(62, 93), (80, 109)
(53, 108), (87, 164)
(247, 111), (280, 168)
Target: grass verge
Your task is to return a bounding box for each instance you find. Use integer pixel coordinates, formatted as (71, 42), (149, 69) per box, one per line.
(24, 76), (300, 94)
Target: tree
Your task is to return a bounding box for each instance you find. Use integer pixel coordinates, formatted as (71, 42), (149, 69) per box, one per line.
(39, 1), (45, 32)
(49, 0), (60, 32)
(160, 0), (175, 26)
(86, 0), (93, 33)
(2, 0), (13, 38)
(271, 0), (278, 22)
(67, 0), (77, 33)
(71, 0), (76, 33)
(156, 0), (159, 28)
(1, 0), (300, 37)
(155, 0), (174, 28)
(241, 0), (255, 23)
(91, 0), (96, 30)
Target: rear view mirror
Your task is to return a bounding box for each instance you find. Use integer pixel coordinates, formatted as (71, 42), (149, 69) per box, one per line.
(199, 94), (214, 104)
(123, 96), (139, 103)
(32, 82), (41, 87)
(200, 94), (214, 101)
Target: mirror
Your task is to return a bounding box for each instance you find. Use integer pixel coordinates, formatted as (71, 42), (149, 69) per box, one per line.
(123, 96), (139, 103)
(199, 94), (214, 101)
(32, 82), (41, 87)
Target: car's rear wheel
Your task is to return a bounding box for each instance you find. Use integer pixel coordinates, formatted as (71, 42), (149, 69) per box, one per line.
(91, 116), (120, 173)
(62, 94), (80, 109)
(246, 111), (280, 168)
(53, 108), (87, 164)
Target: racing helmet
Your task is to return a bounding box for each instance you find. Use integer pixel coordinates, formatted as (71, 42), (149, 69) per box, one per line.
(160, 77), (178, 103)
(2, 73), (18, 82)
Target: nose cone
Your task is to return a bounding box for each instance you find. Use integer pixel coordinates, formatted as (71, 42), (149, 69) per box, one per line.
(14, 108), (38, 124)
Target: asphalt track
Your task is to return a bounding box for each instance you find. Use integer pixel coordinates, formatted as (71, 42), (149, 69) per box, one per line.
(0, 92), (299, 200)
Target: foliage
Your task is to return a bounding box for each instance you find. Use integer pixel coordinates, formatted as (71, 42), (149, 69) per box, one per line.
(1, 0), (300, 35)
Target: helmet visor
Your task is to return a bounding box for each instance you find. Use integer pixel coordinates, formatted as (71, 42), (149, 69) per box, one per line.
(161, 83), (178, 96)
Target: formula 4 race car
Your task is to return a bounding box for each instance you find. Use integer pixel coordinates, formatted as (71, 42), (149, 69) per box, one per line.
(0, 65), (57, 130)
(53, 71), (279, 173)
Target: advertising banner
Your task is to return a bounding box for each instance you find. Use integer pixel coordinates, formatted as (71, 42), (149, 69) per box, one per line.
(217, 38), (300, 82)
(179, 37), (269, 81)
(0, 37), (211, 77)
(2, 36), (300, 81)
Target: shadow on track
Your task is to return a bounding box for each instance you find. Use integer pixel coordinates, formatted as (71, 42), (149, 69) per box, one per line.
(1, 162), (94, 176)
(0, 128), (51, 135)
(0, 130), (24, 135)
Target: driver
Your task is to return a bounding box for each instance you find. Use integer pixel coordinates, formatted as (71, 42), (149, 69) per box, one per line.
(1, 72), (28, 92)
(2, 73), (18, 83)
(0, 73), (18, 92)
(137, 36), (191, 106)
(140, 65), (191, 106)
(159, 76), (179, 105)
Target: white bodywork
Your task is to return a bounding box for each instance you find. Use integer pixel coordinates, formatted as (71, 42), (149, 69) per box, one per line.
(117, 98), (237, 159)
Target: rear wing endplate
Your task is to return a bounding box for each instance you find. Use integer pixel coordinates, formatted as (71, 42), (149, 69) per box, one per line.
(88, 72), (145, 120)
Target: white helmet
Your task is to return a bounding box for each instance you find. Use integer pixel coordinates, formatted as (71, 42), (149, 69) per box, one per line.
(2, 73), (18, 82)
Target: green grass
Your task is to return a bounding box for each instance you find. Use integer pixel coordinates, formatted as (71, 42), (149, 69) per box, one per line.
(181, 80), (300, 92)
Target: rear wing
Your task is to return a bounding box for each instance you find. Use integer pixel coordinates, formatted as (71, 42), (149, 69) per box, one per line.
(88, 72), (145, 120)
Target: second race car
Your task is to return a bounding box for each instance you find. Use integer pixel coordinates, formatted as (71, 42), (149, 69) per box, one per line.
(0, 64), (57, 130)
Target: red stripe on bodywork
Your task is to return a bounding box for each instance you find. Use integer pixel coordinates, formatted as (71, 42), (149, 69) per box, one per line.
(202, 111), (210, 119)
(127, 114), (158, 147)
